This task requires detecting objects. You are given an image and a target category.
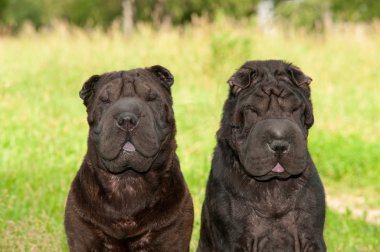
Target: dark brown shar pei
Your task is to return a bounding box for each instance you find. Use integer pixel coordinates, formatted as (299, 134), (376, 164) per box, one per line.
(64, 65), (194, 252)
(198, 60), (326, 252)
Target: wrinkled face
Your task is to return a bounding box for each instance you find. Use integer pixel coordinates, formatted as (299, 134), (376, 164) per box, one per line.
(226, 60), (314, 181)
(80, 66), (174, 174)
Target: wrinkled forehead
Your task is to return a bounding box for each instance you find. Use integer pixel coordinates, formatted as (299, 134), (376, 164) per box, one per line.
(96, 69), (168, 101)
(241, 60), (290, 75)
(237, 75), (305, 111)
(236, 60), (301, 97)
(240, 79), (304, 103)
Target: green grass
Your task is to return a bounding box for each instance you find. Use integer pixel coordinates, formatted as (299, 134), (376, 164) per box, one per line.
(1, 21), (380, 251)
(326, 209), (380, 252)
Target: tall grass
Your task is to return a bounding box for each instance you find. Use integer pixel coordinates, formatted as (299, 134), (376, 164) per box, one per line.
(0, 20), (379, 251)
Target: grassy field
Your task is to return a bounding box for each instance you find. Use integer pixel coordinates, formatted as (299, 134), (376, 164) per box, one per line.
(1, 20), (380, 251)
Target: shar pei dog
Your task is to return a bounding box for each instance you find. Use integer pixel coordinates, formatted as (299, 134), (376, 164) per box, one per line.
(64, 65), (194, 252)
(198, 60), (326, 252)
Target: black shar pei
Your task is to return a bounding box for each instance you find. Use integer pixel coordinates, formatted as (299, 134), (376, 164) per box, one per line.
(198, 60), (326, 252)
(64, 65), (194, 252)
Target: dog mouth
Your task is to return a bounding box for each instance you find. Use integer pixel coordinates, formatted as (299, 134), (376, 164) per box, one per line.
(271, 162), (285, 173)
(100, 147), (152, 174)
(122, 141), (136, 152)
(98, 140), (149, 174)
(101, 139), (156, 162)
(251, 157), (308, 181)
(253, 162), (291, 181)
(99, 134), (170, 174)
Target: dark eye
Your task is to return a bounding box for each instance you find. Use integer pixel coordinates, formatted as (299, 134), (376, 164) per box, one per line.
(243, 107), (259, 126)
(243, 105), (258, 114)
(99, 95), (110, 103)
(240, 105), (259, 126)
(146, 91), (157, 101)
(231, 123), (240, 129)
(292, 106), (300, 113)
(291, 101), (304, 113)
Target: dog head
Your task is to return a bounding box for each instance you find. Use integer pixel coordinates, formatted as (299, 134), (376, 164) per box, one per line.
(220, 60), (313, 181)
(80, 65), (175, 174)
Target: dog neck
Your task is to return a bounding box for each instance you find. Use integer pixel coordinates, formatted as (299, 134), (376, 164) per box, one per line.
(215, 143), (312, 218)
(84, 139), (176, 204)
(71, 138), (185, 236)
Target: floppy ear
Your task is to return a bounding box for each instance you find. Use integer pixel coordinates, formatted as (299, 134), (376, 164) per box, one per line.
(79, 75), (100, 106)
(288, 65), (312, 95)
(227, 68), (254, 95)
(147, 65), (174, 91)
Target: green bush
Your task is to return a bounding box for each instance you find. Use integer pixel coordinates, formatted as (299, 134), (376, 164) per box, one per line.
(331, 0), (380, 22)
(0, 0), (48, 29)
(62, 0), (122, 28)
(2, 0), (380, 32)
(275, 0), (330, 31)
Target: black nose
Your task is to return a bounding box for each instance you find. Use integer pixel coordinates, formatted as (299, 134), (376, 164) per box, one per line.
(116, 112), (139, 131)
(262, 84), (284, 97)
(269, 139), (290, 154)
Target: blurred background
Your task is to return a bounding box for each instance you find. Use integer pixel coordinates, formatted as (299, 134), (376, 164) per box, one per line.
(0, 0), (379, 251)
(1, 0), (380, 33)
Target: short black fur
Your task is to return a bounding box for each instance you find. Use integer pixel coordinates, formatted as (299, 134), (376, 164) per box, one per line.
(65, 65), (194, 252)
(198, 60), (326, 252)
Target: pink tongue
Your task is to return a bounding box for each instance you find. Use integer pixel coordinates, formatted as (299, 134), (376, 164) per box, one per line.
(123, 141), (136, 152)
(272, 163), (285, 173)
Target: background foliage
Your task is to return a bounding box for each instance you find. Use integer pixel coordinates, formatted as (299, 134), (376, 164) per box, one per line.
(1, 0), (380, 31)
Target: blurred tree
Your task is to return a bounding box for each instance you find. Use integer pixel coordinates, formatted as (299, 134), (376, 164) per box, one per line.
(1, 0), (380, 32)
(258, 0), (274, 30)
(275, 0), (380, 31)
(122, 0), (135, 34)
(0, 0), (65, 30)
(275, 0), (331, 31)
(331, 0), (380, 22)
(62, 0), (122, 28)
(1, 0), (44, 29)
(152, 0), (165, 27)
(0, 0), (8, 22)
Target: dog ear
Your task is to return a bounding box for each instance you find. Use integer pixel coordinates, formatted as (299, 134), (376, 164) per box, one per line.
(227, 68), (254, 95)
(79, 75), (101, 106)
(147, 65), (174, 91)
(288, 65), (312, 95)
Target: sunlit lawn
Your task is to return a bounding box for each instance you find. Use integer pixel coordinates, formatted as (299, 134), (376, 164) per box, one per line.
(1, 21), (380, 251)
